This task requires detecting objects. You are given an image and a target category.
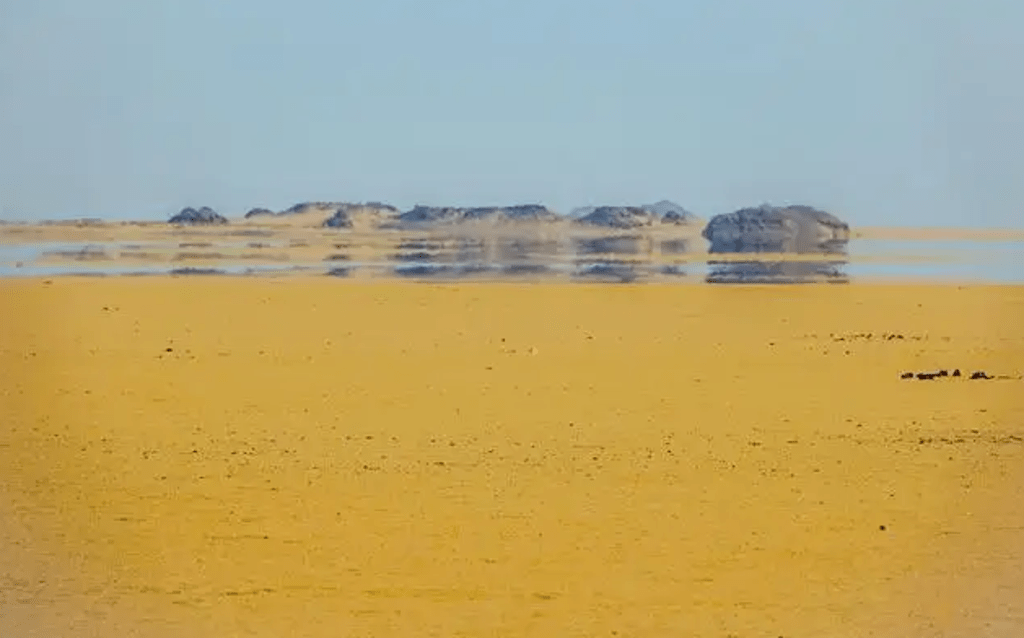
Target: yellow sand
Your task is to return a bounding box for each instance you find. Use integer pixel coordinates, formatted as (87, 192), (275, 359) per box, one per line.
(2, 278), (1023, 637)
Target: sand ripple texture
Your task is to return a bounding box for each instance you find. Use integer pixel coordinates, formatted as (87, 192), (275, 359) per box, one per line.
(2, 279), (1024, 637)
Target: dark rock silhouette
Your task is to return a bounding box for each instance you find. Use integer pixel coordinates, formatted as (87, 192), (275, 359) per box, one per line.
(399, 206), (464, 225)
(239, 201), (400, 228)
(661, 210), (697, 225)
(283, 202), (346, 216)
(396, 204), (560, 227)
(702, 204), (850, 254)
(569, 206), (597, 219)
(464, 204), (559, 223)
(322, 210), (353, 228)
(570, 200), (697, 226)
(645, 200), (699, 225)
(322, 203), (402, 229)
(169, 207), (228, 225)
(574, 207), (659, 229)
(244, 208), (275, 219)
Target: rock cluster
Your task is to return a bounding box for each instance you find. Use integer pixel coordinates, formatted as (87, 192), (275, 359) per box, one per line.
(575, 207), (659, 229)
(323, 203), (402, 229)
(282, 202), (349, 216)
(169, 207), (228, 225)
(571, 200), (698, 229)
(396, 204), (561, 227)
(163, 200), (855, 264)
(643, 200), (699, 224)
(662, 210), (696, 225)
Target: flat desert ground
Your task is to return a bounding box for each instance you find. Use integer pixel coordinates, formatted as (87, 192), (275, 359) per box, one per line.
(2, 278), (1023, 637)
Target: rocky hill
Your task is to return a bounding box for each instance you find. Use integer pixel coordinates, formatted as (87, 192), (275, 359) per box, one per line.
(702, 204), (850, 253)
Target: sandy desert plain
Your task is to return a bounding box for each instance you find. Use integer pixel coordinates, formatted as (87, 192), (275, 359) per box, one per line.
(2, 217), (1024, 637)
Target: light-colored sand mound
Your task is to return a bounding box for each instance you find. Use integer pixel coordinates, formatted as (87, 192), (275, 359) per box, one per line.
(2, 280), (1023, 637)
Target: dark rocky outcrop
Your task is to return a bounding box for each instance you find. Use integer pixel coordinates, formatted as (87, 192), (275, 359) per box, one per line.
(244, 208), (276, 219)
(282, 202), (345, 216)
(322, 210), (353, 228)
(573, 200), (697, 229)
(322, 202), (401, 229)
(466, 204), (560, 223)
(702, 204), (850, 254)
(571, 200), (697, 227)
(644, 200), (699, 225)
(396, 204), (560, 227)
(399, 206), (464, 225)
(662, 210), (697, 225)
(169, 207), (228, 225)
(574, 207), (659, 230)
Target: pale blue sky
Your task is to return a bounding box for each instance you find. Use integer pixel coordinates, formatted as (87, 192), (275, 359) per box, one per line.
(1, 0), (1022, 226)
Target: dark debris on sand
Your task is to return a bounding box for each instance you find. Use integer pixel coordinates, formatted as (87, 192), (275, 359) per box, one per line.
(900, 368), (1009, 381)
